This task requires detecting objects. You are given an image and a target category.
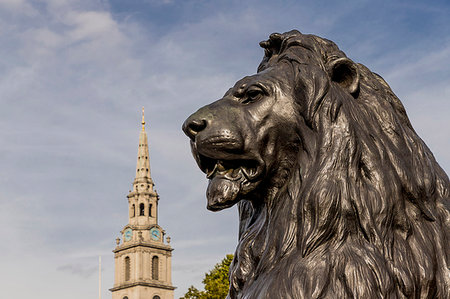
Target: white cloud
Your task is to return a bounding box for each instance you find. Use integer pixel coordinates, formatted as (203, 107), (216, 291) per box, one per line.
(65, 10), (121, 42)
(386, 43), (450, 82)
(0, 0), (37, 15)
(57, 263), (98, 278)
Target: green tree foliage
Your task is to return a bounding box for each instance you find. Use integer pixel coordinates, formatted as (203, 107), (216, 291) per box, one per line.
(180, 254), (233, 299)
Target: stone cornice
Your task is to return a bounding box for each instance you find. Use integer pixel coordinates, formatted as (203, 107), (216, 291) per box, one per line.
(113, 241), (173, 253)
(110, 281), (176, 292)
(127, 190), (158, 198)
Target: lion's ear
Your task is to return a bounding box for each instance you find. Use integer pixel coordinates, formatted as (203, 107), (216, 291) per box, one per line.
(328, 58), (360, 97)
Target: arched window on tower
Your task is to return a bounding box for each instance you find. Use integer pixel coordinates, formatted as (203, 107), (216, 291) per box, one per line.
(125, 256), (131, 281)
(152, 256), (159, 280)
(139, 203), (145, 216)
(149, 204), (153, 217)
(130, 204), (135, 218)
(152, 296), (161, 299)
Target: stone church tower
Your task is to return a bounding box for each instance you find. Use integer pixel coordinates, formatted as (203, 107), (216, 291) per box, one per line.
(111, 109), (175, 299)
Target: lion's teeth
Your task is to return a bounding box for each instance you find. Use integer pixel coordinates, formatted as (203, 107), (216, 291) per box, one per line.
(217, 161), (226, 171)
(206, 162), (219, 179)
(242, 167), (257, 180)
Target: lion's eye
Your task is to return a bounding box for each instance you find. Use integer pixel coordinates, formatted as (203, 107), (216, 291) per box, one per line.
(241, 87), (264, 104)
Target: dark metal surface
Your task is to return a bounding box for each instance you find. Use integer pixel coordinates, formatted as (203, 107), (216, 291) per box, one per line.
(182, 30), (450, 299)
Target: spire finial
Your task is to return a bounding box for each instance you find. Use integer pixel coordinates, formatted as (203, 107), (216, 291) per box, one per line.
(141, 106), (145, 130)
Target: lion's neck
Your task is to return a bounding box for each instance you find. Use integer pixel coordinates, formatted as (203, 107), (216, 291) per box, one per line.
(231, 170), (301, 294)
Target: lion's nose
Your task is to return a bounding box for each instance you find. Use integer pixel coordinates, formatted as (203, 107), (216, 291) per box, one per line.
(182, 117), (207, 140)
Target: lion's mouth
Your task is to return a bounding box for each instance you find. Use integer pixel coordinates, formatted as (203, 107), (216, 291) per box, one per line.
(195, 153), (264, 211)
(202, 156), (261, 181)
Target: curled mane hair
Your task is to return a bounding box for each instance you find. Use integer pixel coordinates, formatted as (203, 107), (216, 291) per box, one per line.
(229, 30), (449, 298)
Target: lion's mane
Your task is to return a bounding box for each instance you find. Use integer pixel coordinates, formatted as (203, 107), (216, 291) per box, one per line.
(229, 31), (449, 298)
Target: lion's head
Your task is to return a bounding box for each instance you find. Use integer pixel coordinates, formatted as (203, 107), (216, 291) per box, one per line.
(183, 57), (303, 211)
(183, 30), (449, 299)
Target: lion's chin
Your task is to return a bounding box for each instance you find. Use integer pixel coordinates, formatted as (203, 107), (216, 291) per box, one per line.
(206, 176), (241, 211)
(206, 168), (255, 211)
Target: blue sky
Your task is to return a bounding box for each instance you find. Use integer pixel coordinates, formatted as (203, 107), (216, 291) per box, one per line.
(0, 0), (448, 298)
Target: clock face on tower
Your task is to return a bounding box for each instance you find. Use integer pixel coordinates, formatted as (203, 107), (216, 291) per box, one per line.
(124, 228), (133, 241)
(150, 227), (160, 241)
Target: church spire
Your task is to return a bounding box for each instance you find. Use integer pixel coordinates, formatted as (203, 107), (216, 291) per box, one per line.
(111, 108), (175, 299)
(135, 107), (152, 185)
(141, 106), (145, 130)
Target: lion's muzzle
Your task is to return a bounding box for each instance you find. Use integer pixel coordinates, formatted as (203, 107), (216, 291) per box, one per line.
(182, 116), (206, 141)
(182, 101), (264, 211)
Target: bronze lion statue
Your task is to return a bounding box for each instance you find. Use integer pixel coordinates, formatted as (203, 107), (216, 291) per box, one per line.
(182, 30), (449, 298)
